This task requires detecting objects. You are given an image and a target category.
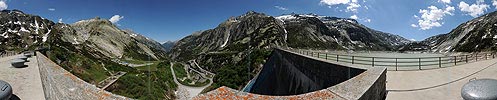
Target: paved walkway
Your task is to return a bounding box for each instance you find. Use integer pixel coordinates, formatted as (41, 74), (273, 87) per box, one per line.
(386, 58), (497, 100)
(0, 54), (45, 100)
(285, 49), (497, 99)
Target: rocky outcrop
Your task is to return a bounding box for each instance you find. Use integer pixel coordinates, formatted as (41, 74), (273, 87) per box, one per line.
(0, 10), (55, 51)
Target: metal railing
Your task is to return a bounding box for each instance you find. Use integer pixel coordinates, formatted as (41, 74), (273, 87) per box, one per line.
(289, 49), (496, 71)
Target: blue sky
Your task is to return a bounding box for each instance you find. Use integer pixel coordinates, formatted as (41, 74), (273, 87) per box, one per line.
(2, 0), (497, 42)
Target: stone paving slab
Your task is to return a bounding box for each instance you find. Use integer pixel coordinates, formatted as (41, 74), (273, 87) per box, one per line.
(0, 54), (45, 100)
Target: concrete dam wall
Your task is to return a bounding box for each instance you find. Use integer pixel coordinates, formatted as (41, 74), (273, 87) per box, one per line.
(194, 48), (386, 100)
(248, 49), (365, 95)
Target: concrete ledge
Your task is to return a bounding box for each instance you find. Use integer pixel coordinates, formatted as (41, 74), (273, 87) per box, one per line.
(328, 67), (386, 100)
(36, 52), (131, 100)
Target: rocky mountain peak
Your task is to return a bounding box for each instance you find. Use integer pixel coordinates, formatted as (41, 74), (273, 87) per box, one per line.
(1, 9), (25, 15)
(73, 17), (113, 27)
(275, 13), (358, 24)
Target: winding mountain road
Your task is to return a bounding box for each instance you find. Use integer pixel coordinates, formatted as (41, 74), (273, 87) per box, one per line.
(170, 62), (212, 100)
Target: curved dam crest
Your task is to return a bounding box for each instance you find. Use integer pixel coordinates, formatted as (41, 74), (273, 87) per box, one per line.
(248, 49), (365, 95)
(195, 48), (386, 100)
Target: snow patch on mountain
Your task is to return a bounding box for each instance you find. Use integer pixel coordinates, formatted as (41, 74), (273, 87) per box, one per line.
(220, 33), (230, 48)
(42, 29), (51, 42)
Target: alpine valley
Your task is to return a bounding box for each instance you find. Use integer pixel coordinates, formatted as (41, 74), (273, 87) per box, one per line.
(2, 8), (497, 99)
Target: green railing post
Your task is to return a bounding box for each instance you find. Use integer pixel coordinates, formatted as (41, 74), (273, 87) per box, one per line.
(454, 56), (457, 65)
(466, 55), (468, 63)
(439, 57), (441, 68)
(352, 56), (355, 64)
(337, 55), (339, 62)
(418, 58), (421, 70)
(372, 57), (375, 67)
(325, 53), (328, 60)
(395, 58), (397, 71)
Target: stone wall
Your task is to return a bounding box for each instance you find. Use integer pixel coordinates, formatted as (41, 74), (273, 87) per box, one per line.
(36, 52), (131, 100)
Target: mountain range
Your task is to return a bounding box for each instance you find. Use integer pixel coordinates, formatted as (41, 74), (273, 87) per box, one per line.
(2, 9), (497, 99)
(400, 11), (497, 53)
(0, 9), (176, 99)
(167, 11), (416, 92)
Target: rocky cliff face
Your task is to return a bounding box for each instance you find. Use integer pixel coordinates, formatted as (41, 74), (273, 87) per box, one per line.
(55, 17), (167, 60)
(278, 14), (411, 51)
(0, 10), (55, 51)
(404, 11), (497, 53)
(170, 11), (288, 61)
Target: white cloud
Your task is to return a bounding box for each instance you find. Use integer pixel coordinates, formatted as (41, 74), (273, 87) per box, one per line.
(365, 19), (371, 22)
(0, 1), (7, 11)
(410, 39), (416, 41)
(414, 6), (455, 30)
(346, 3), (361, 12)
(458, 0), (489, 17)
(109, 15), (124, 23)
(274, 6), (288, 11)
(411, 24), (418, 28)
(439, 0), (451, 4)
(350, 15), (358, 19)
(58, 18), (63, 23)
(321, 0), (362, 13)
(492, 0), (497, 9)
(320, 0), (350, 6)
(48, 8), (55, 11)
